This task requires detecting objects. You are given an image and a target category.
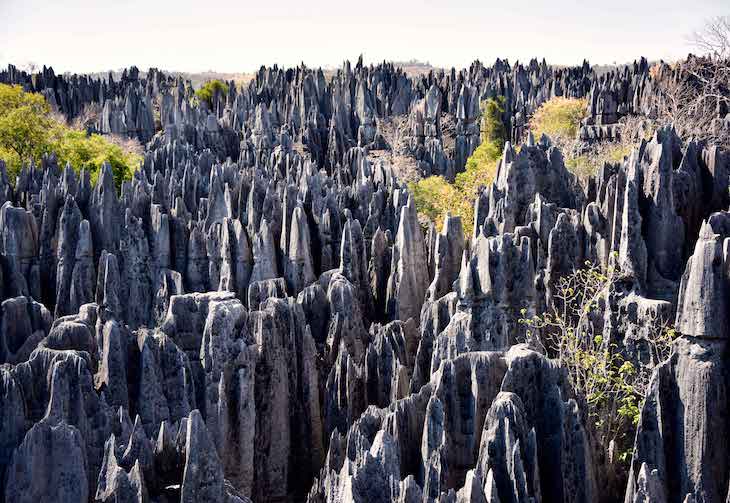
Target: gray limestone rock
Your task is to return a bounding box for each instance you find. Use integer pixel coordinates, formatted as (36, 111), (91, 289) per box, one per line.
(285, 206), (316, 295)
(0, 295), (51, 364)
(96, 434), (148, 503)
(200, 296), (256, 496)
(70, 219), (96, 309)
(3, 57), (730, 503)
(54, 196), (82, 317)
(249, 218), (279, 284)
(181, 409), (224, 503)
(427, 214), (465, 303)
(386, 196), (429, 323)
(137, 330), (194, 436)
(4, 419), (89, 503)
(624, 213), (730, 502)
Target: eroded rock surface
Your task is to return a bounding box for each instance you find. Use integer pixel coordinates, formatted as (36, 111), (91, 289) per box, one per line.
(0, 59), (728, 503)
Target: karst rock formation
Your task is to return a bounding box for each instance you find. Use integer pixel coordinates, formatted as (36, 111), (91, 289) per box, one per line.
(0, 58), (729, 503)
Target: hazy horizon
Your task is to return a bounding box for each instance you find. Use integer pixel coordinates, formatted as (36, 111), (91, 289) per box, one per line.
(1, 0), (728, 75)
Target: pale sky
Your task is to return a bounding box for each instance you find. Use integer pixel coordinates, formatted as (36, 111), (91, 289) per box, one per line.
(1, 0), (727, 74)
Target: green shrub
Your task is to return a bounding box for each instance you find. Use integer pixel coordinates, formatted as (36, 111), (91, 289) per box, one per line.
(481, 95), (507, 144)
(527, 97), (638, 180)
(529, 97), (587, 144)
(455, 139), (501, 199)
(195, 80), (229, 109)
(409, 176), (473, 233)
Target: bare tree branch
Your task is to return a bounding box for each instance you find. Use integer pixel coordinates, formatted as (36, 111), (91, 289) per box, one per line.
(689, 16), (730, 59)
(650, 54), (730, 145)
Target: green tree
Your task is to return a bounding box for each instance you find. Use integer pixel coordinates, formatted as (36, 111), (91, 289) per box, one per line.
(454, 129), (503, 202)
(481, 95), (507, 144)
(409, 176), (473, 232)
(0, 83), (141, 189)
(519, 260), (676, 465)
(195, 79), (229, 109)
(565, 142), (632, 179)
(0, 84), (54, 179)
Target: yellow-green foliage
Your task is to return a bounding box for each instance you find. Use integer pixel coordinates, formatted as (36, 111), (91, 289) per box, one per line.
(480, 95), (507, 144)
(411, 97), (506, 235)
(520, 260), (676, 465)
(565, 142), (632, 179)
(50, 128), (142, 189)
(529, 97), (587, 143)
(456, 139), (501, 200)
(409, 176), (474, 234)
(0, 83), (141, 189)
(527, 96), (634, 179)
(0, 84), (53, 180)
(455, 95), (506, 203)
(195, 80), (228, 109)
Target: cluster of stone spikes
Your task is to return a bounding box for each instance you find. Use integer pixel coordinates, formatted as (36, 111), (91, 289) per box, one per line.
(1, 58), (730, 503)
(2, 56), (664, 180)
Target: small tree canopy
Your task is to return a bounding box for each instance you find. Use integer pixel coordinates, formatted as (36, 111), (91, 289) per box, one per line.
(689, 15), (730, 59)
(481, 95), (507, 144)
(195, 80), (229, 109)
(0, 84), (53, 171)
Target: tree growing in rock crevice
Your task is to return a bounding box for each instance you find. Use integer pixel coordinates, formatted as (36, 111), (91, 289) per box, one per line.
(519, 261), (675, 479)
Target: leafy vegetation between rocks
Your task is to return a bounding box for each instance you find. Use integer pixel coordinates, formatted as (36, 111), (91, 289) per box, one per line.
(409, 95), (616, 234)
(529, 96), (587, 146)
(565, 141), (633, 179)
(410, 96), (506, 235)
(411, 91), (673, 467)
(0, 83), (54, 177)
(519, 259), (676, 465)
(531, 96), (642, 180)
(195, 79), (229, 109)
(51, 129), (142, 189)
(0, 83), (142, 189)
(409, 176), (469, 233)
